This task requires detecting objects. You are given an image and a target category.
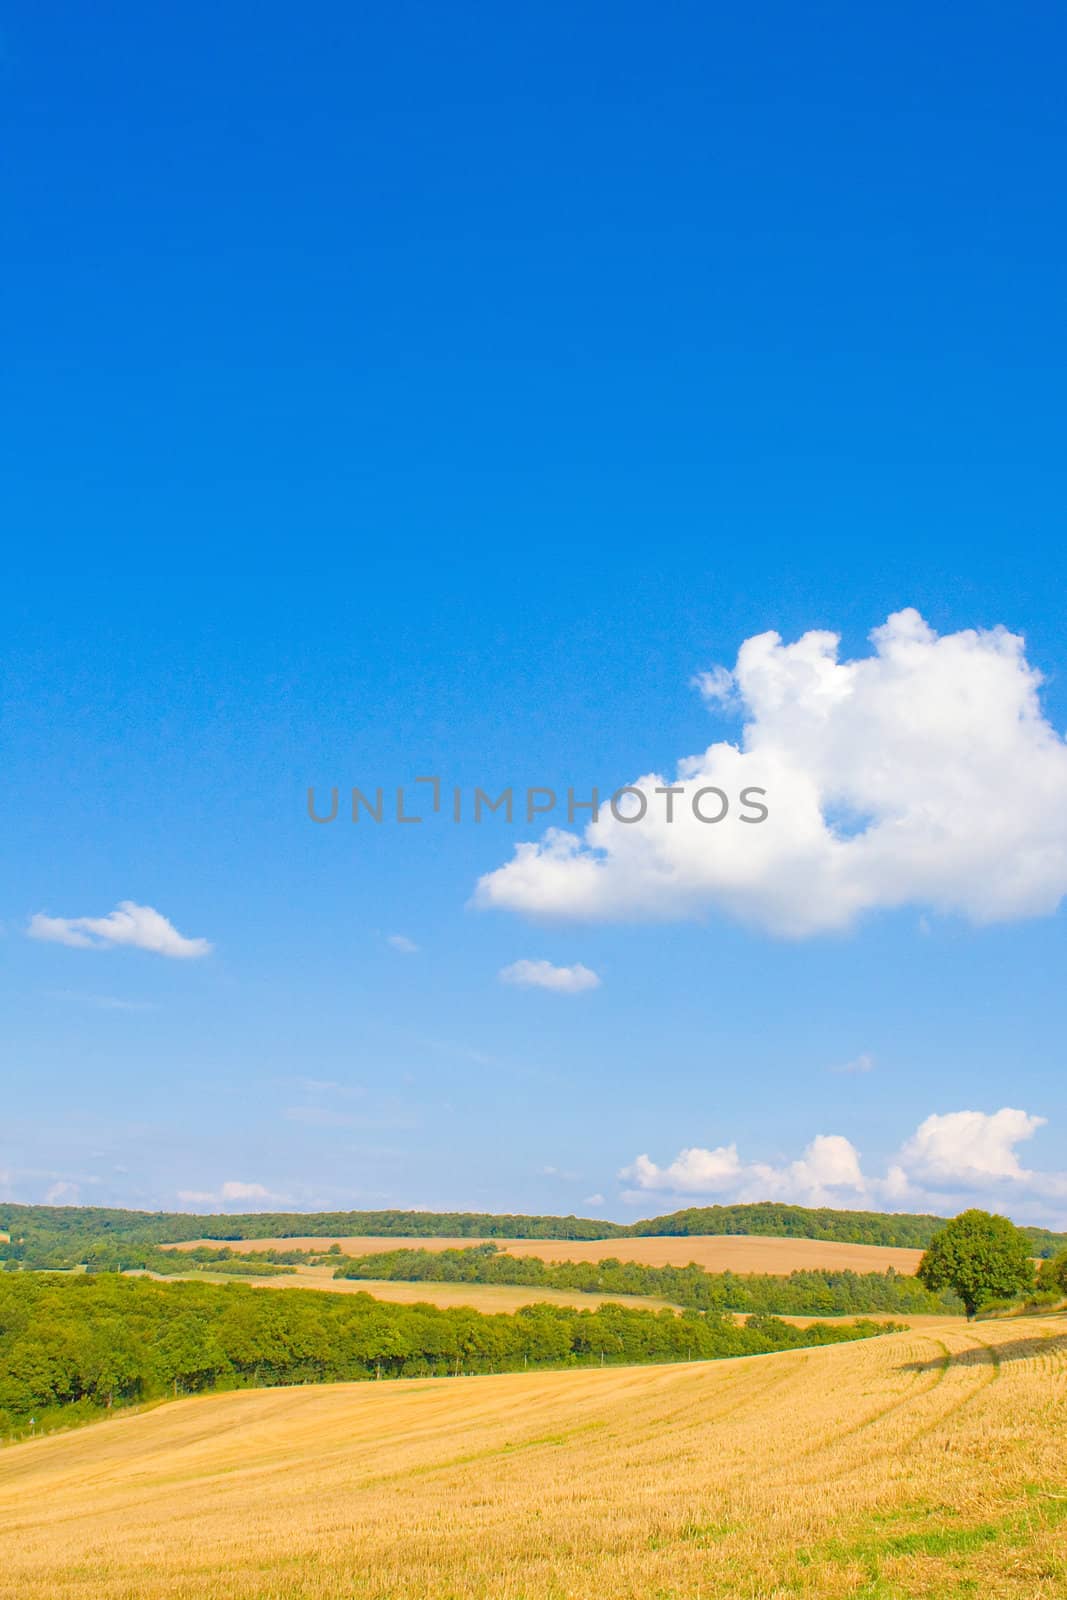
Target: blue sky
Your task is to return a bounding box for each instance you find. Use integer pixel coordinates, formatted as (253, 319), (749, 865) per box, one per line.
(3, 3), (1067, 1224)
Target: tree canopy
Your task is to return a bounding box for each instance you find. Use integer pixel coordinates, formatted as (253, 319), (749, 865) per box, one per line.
(2, 1199), (1063, 1272)
(0, 1272), (900, 1440)
(332, 1244), (952, 1317)
(1036, 1250), (1067, 1297)
(917, 1210), (1035, 1317)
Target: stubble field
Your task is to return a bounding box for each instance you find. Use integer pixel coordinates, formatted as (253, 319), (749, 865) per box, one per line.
(2, 1312), (1065, 1599)
(163, 1232), (925, 1274)
(147, 1266), (680, 1313)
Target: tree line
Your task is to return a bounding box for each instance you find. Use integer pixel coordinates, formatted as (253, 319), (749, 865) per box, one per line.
(330, 1244), (953, 1315)
(3, 1200), (1065, 1272)
(51, 1239), (955, 1317)
(0, 1272), (899, 1438)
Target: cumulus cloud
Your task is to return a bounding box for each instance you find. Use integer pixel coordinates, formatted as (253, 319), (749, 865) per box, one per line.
(29, 901), (211, 959)
(620, 1107), (1067, 1216)
(899, 1108), (1050, 1187)
(386, 934), (419, 953)
(622, 1134), (866, 1208)
(499, 958), (601, 993)
(476, 610), (1067, 937)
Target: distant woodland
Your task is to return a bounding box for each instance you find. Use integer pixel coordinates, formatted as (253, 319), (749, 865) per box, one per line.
(2, 1201), (1064, 1272)
(330, 1243), (954, 1316)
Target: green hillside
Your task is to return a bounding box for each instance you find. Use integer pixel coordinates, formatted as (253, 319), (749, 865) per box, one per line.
(2, 1200), (1064, 1271)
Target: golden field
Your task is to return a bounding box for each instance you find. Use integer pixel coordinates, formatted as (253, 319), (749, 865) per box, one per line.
(146, 1271), (947, 1327)
(148, 1266), (679, 1313)
(164, 1231), (925, 1274)
(2, 1313), (1065, 1599)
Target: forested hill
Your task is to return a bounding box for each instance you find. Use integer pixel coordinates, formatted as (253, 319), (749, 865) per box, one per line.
(0, 1206), (624, 1268)
(2, 1200), (1065, 1270)
(626, 1204), (957, 1248)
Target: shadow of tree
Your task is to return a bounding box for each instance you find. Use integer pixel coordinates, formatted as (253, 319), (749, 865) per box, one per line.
(899, 1330), (1067, 1372)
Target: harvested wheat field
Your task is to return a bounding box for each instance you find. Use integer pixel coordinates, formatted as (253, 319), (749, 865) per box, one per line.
(165, 1234), (500, 1254)
(164, 1232), (924, 1274)
(150, 1266), (679, 1313)
(2, 1314), (1065, 1599)
(148, 1272), (943, 1326)
(494, 1234), (926, 1274)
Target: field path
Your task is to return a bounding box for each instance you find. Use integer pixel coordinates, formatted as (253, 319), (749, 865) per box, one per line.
(1, 1315), (1065, 1598)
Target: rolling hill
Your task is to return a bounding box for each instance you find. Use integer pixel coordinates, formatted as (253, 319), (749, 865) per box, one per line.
(5, 1199), (1065, 1273)
(1, 1313), (1064, 1598)
(164, 1231), (926, 1274)
(142, 1266), (682, 1314)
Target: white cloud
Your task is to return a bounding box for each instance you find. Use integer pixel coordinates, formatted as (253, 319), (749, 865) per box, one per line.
(44, 1180), (81, 1206)
(499, 958), (601, 994)
(476, 610), (1067, 937)
(45, 989), (155, 1012)
(690, 664), (737, 707)
(621, 1133), (865, 1208)
(584, 1193), (606, 1207)
(620, 1107), (1067, 1217)
(624, 1144), (743, 1195)
(287, 1077), (365, 1098)
(830, 1052), (875, 1075)
(176, 1180), (279, 1208)
(899, 1108), (1047, 1186)
(284, 1105), (363, 1129)
(220, 1180), (272, 1200)
(387, 934), (419, 953)
(29, 901), (211, 959)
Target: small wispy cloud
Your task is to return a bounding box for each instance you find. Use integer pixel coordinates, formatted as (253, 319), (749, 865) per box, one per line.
(29, 901), (211, 960)
(690, 664), (736, 708)
(46, 989), (156, 1013)
(44, 1180), (81, 1205)
(830, 1052), (875, 1075)
(422, 1037), (494, 1066)
(176, 1179), (281, 1207)
(499, 959), (601, 994)
(283, 1105), (364, 1129)
(220, 1180), (272, 1200)
(285, 1076), (365, 1099)
(386, 934), (419, 953)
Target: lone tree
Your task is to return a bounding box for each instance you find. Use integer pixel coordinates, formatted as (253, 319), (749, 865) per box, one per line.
(918, 1209), (1034, 1318)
